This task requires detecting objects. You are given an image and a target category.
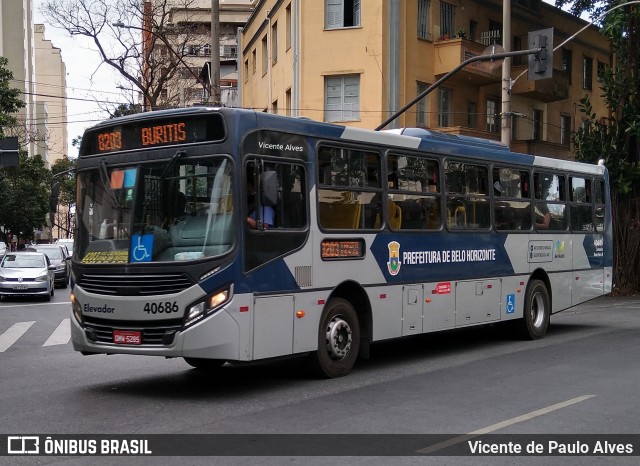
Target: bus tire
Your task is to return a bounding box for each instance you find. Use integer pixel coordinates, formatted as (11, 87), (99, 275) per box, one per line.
(183, 357), (226, 371)
(312, 298), (360, 378)
(520, 279), (550, 340)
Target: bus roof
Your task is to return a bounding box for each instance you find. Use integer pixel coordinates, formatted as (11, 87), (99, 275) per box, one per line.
(81, 106), (605, 176)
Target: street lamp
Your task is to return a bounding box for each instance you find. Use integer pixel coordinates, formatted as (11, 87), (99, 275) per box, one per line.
(112, 21), (205, 108)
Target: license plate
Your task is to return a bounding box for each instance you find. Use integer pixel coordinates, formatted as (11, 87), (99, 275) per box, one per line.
(113, 330), (142, 345)
(13, 284), (28, 290)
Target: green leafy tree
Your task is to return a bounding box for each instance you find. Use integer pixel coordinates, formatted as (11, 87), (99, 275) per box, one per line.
(560, 1), (640, 293)
(0, 56), (25, 139)
(0, 153), (51, 245)
(110, 102), (142, 118)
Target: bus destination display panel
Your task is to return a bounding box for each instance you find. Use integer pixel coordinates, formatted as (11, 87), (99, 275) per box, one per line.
(81, 114), (225, 156)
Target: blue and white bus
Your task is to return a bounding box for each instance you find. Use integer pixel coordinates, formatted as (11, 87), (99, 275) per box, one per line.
(70, 107), (612, 377)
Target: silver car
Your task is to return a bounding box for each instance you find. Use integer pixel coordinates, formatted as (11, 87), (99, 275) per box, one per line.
(55, 238), (74, 255)
(0, 252), (55, 301)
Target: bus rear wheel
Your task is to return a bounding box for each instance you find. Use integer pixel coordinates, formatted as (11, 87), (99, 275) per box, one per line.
(312, 298), (360, 378)
(183, 357), (226, 371)
(520, 279), (550, 340)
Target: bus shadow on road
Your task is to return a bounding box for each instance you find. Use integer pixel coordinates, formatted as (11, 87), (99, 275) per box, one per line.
(85, 319), (604, 400)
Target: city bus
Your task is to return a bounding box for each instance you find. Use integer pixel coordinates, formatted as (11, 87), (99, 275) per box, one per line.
(70, 106), (612, 377)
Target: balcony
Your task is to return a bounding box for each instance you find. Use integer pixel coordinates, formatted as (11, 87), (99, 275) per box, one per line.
(511, 65), (569, 102)
(433, 38), (502, 85)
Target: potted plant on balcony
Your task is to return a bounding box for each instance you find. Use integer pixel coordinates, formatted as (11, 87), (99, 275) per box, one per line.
(456, 28), (466, 39)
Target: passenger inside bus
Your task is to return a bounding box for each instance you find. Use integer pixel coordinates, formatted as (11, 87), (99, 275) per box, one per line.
(247, 179), (275, 229)
(535, 203), (551, 229)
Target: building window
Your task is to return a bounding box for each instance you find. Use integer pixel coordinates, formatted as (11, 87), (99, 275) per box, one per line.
(469, 20), (478, 41)
(244, 59), (249, 82)
(440, 1), (455, 38)
(326, 0), (361, 29)
(325, 75), (360, 122)
(261, 36), (268, 75)
(438, 88), (451, 127)
(418, 0), (430, 40)
(220, 45), (237, 58)
(252, 49), (256, 74)
(597, 60), (606, 81)
(533, 109), (543, 141)
(562, 48), (572, 84)
(467, 101), (476, 128)
(272, 99), (278, 115)
(486, 98), (498, 133)
(583, 56), (593, 90)
(286, 3), (292, 50)
(285, 88), (292, 116)
(272, 21), (278, 65)
(560, 115), (571, 146)
(202, 44), (211, 57)
(416, 81), (428, 127)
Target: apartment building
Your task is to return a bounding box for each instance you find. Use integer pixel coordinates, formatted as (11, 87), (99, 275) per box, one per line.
(240, 0), (611, 159)
(0, 0), (68, 165)
(151, 0), (254, 108)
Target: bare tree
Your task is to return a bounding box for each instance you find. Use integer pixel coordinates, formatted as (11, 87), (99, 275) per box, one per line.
(41, 0), (209, 111)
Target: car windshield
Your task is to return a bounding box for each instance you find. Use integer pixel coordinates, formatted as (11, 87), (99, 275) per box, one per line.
(1, 255), (45, 268)
(75, 156), (234, 264)
(35, 247), (63, 260)
(57, 240), (73, 253)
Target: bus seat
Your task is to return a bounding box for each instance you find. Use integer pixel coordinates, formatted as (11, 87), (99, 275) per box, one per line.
(447, 206), (467, 228)
(319, 202), (362, 229)
(388, 201), (402, 229)
(375, 200), (402, 229)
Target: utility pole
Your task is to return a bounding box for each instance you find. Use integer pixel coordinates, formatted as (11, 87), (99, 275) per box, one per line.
(211, 0), (221, 105)
(501, 0), (512, 147)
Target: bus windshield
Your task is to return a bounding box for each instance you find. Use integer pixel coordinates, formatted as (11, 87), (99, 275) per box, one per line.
(75, 156), (234, 264)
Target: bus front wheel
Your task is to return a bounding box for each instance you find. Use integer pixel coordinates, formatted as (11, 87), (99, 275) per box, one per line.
(312, 298), (360, 378)
(520, 279), (550, 340)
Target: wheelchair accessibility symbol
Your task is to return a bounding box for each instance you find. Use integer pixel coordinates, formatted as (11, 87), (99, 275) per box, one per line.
(505, 293), (516, 314)
(131, 234), (153, 262)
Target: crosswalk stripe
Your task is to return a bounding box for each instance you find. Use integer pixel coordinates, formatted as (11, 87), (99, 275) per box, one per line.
(43, 319), (71, 347)
(0, 321), (36, 352)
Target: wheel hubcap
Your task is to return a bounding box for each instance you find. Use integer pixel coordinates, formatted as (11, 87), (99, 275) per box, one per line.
(530, 292), (545, 328)
(325, 315), (352, 360)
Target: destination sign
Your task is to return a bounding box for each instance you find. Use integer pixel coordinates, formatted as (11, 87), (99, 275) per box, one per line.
(321, 239), (365, 260)
(81, 114), (226, 156)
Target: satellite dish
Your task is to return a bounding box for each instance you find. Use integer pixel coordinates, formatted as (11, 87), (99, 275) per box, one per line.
(480, 44), (506, 72)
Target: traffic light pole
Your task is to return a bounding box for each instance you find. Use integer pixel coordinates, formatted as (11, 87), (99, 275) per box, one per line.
(375, 47), (544, 132)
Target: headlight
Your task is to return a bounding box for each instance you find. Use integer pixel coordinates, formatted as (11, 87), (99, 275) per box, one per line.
(55, 264), (66, 271)
(184, 288), (230, 327)
(71, 292), (83, 324)
(0, 275), (5, 282)
(35, 273), (48, 282)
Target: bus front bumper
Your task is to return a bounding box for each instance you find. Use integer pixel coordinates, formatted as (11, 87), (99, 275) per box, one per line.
(70, 309), (241, 361)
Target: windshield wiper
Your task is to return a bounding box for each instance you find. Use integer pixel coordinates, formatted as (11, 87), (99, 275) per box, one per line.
(159, 150), (186, 181)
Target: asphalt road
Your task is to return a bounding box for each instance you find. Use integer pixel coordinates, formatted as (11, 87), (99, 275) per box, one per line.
(1, 291), (639, 465)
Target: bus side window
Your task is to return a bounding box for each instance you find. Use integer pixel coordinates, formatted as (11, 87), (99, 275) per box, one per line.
(244, 160), (308, 271)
